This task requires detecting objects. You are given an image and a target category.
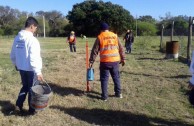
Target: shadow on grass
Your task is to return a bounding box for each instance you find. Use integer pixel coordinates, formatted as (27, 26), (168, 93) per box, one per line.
(48, 82), (100, 97)
(166, 75), (191, 79)
(0, 100), (35, 116)
(178, 56), (190, 65)
(0, 100), (15, 116)
(136, 57), (166, 61)
(48, 82), (84, 96)
(121, 71), (191, 79)
(50, 105), (192, 126)
(85, 90), (101, 100)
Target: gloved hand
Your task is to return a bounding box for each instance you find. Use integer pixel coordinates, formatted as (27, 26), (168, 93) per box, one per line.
(120, 60), (125, 66)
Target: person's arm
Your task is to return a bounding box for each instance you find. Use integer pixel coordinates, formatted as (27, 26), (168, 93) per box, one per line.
(118, 38), (126, 66)
(89, 38), (100, 67)
(29, 38), (43, 81)
(10, 40), (16, 66)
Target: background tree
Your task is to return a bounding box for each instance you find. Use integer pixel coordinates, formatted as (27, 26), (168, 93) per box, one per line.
(137, 15), (158, 36)
(158, 15), (189, 36)
(137, 21), (157, 36)
(0, 5), (192, 37)
(138, 15), (157, 24)
(67, 1), (134, 36)
(35, 10), (68, 37)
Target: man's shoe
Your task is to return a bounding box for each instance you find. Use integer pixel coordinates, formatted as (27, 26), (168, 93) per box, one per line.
(101, 97), (107, 101)
(12, 106), (24, 115)
(115, 94), (123, 98)
(28, 109), (37, 115)
(16, 106), (24, 113)
(103, 99), (107, 102)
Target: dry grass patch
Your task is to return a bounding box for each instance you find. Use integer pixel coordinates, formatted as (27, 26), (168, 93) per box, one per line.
(0, 37), (194, 126)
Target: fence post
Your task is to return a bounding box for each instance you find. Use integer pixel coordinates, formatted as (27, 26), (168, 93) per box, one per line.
(187, 16), (193, 63)
(160, 24), (164, 52)
(171, 21), (174, 42)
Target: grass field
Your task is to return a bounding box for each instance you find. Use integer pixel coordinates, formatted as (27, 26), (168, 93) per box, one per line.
(0, 36), (194, 126)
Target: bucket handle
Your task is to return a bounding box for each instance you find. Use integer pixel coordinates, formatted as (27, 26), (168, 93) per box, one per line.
(33, 80), (52, 92)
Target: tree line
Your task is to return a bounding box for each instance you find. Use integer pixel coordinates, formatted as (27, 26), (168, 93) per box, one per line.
(0, 1), (192, 37)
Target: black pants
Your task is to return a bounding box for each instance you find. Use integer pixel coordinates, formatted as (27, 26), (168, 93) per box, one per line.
(126, 42), (132, 53)
(69, 43), (76, 52)
(100, 62), (121, 99)
(16, 70), (35, 112)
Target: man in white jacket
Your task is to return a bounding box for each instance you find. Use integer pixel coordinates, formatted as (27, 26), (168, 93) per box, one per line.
(10, 16), (43, 114)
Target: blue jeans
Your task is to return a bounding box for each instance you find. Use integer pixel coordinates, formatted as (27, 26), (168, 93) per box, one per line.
(69, 43), (76, 52)
(16, 70), (35, 112)
(126, 42), (132, 53)
(100, 62), (121, 99)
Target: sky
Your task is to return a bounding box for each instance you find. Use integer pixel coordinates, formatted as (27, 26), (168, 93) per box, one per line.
(0, 0), (194, 20)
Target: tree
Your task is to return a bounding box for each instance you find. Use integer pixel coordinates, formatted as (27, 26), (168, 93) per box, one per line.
(36, 10), (68, 37)
(158, 15), (189, 36)
(67, 1), (134, 36)
(137, 21), (157, 36)
(4, 25), (13, 37)
(138, 15), (156, 24)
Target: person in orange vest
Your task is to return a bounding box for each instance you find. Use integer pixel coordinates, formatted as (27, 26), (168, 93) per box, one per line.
(67, 31), (76, 52)
(89, 22), (126, 101)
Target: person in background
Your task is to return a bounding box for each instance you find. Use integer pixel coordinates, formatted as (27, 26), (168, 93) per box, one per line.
(123, 29), (134, 53)
(10, 16), (43, 114)
(67, 31), (76, 52)
(89, 22), (126, 101)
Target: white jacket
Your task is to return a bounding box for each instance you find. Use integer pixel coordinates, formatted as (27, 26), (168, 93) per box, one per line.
(10, 30), (42, 75)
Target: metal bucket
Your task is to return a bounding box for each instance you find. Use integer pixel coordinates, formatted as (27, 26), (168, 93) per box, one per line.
(165, 41), (179, 59)
(30, 80), (52, 110)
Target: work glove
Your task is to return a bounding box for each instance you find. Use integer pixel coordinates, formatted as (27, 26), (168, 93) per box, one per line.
(120, 60), (125, 66)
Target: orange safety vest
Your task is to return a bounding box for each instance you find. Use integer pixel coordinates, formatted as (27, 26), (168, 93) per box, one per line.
(69, 35), (75, 43)
(98, 31), (120, 62)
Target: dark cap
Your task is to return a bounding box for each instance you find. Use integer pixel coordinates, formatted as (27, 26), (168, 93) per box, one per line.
(100, 22), (109, 30)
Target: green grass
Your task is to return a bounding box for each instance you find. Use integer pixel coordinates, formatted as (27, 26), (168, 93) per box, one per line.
(0, 36), (194, 126)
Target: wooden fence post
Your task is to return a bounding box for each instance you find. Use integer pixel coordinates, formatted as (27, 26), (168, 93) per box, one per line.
(160, 24), (164, 52)
(171, 21), (174, 42)
(187, 16), (193, 63)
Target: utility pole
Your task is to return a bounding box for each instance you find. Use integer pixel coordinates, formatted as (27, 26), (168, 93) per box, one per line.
(170, 21), (174, 41)
(43, 15), (46, 38)
(136, 15), (138, 37)
(26, 13), (28, 19)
